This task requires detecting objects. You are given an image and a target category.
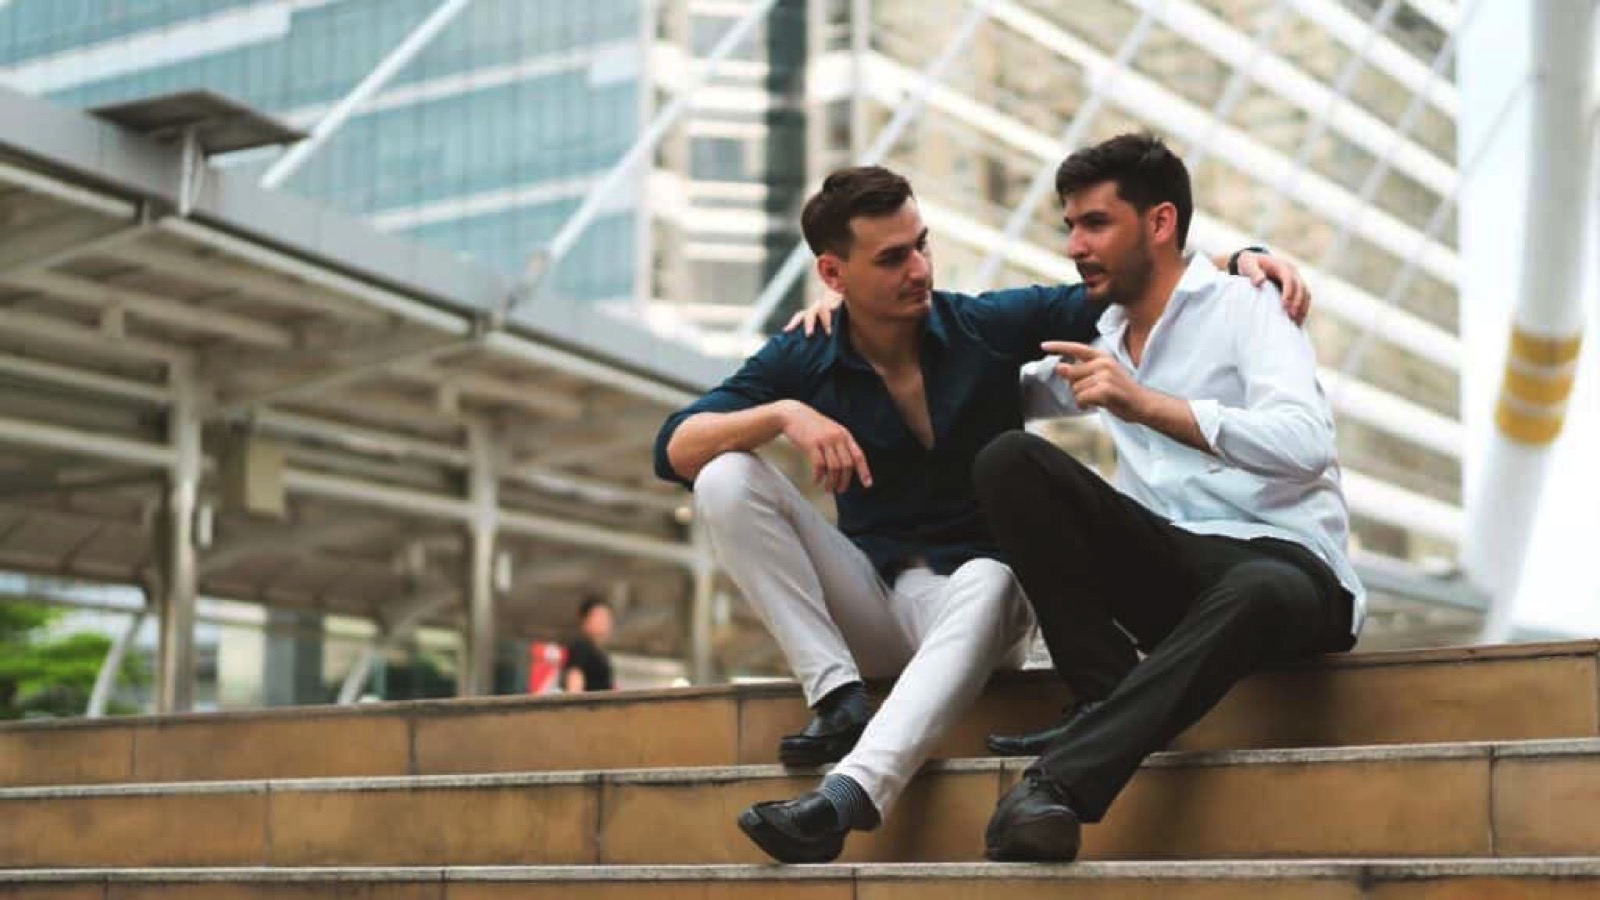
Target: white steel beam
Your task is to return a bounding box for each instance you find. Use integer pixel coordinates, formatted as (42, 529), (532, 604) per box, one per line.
(0, 351), (169, 405)
(508, 463), (685, 514)
(1253, 0), (1406, 240)
(982, 0), (1459, 284)
(202, 518), (395, 575)
(974, 3), (1159, 289)
(0, 413), (174, 469)
(739, 0), (998, 335)
(1282, 0), (1459, 117)
(0, 307), (190, 365)
(283, 466), (694, 567)
(87, 607), (147, 718)
(1128, 0), (1454, 197)
(511, 0), (783, 316)
(262, 0), (477, 189)
(252, 409), (468, 466)
(1317, 0), (1471, 279)
(1184, 0), (1294, 175)
(0, 210), (150, 278)
(7, 271), (298, 349)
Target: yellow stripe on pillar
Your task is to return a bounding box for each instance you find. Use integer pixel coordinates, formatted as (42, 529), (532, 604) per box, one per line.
(1509, 328), (1583, 366)
(1503, 364), (1577, 406)
(1496, 329), (1582, 445)
(1496, 400), (1566, 445)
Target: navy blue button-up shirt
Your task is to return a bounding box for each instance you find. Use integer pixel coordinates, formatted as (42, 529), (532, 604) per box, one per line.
(654, 284), (1104, 580)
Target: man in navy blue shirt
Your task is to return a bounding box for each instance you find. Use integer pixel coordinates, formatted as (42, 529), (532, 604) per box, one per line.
(653, 166), (1302, 864)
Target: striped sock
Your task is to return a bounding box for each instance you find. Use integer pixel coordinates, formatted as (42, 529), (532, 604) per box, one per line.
(818, 773), (881, 831)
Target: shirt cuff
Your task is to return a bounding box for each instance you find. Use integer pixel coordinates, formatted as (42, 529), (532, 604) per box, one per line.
(1189, 397), (1223, 452)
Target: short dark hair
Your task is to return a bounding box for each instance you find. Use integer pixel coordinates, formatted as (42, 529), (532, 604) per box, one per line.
(800, 166), (914, 258)
(578, 596), (611, 621)
(1056, 132), (1192, 249)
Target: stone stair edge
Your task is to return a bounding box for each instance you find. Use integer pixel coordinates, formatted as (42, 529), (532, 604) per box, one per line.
(7, 737), (1600, 801)
(3, 638), (1596, 736)
(7, 858), (1600, 883)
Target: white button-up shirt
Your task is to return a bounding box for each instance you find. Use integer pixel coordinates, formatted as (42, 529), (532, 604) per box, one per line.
(1021, 255), (1365, 635)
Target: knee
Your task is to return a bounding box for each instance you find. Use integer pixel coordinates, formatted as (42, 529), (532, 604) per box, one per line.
(973, 430), (1096, 508)
(973, 431), (1046, 502)
(949, 558), (1032, 636)
(692, 452), (766, 522)
(1218, 561), (1317, 629)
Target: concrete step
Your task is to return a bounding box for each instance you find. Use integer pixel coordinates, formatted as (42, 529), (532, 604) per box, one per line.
(5, 859), (1600, 899)
(3, 640), (1597, 787)
(4, 738), (1599, 869)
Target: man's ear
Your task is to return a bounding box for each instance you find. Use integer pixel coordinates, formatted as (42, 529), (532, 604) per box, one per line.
(1147, 202), (1180, 249)
(816, 254), (847, 295)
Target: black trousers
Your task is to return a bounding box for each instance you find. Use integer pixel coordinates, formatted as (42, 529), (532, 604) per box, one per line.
(973, 431), (1355, 821)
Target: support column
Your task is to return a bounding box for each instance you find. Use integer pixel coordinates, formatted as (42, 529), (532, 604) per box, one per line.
(156, 368), (201, 713)
(690, 522), (716, 685)
(1463, 0), (1596, 642)
(461, 423), (499, 696)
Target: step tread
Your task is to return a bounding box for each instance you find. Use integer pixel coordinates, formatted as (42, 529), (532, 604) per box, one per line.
(5, 737), (1595, 801)
(7, 858), (1600, 882)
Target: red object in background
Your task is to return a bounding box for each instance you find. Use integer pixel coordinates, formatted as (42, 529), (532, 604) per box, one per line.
(528, 642), (568, 694)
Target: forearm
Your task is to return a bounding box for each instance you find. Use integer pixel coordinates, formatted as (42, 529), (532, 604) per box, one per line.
(1134, 390), (1211, 454)
(666, 402), (793, 482)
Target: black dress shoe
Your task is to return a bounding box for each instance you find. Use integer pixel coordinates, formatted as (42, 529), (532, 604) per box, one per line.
(737, 791), (848, 864)
(985, 771), (1082, 862)
(985, 699), (1101, 757)
(778, 687), (872, 767)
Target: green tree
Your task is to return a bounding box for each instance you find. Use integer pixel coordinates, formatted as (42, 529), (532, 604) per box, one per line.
(0, 601), (146, 719)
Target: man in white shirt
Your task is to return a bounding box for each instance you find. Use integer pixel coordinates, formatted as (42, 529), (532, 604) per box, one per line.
(973, 133), (1363, 863)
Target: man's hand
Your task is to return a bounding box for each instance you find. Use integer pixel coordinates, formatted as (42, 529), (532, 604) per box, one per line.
(1043, 341), (1152, 422)
(783, 291), (844, 336)
(1041, 341), (1212, 452)
(1235, 252), (1310, 325)
(777, 400), (873, 493)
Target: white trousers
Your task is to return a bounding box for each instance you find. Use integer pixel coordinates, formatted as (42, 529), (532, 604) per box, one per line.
(694, 452), (1034, 817)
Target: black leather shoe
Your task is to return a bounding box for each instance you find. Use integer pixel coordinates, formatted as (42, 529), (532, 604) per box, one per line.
(778, 688), (872, 767)
(985, 699), (1101, 757)
(737, 791), (848, 864)
(985, 771), (1082, 862)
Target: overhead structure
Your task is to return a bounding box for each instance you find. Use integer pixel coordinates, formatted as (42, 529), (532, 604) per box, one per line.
(0, 85), (731, 710)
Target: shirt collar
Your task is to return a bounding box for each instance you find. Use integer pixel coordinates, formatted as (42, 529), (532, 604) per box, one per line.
(822, 294), (950, 371)
(1094, 253), (1221, 339)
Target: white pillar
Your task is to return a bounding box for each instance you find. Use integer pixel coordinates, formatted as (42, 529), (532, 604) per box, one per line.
(1462, 0), (1595, 643)
(155, 368), (201, 713)
(461, 423), (499, 695)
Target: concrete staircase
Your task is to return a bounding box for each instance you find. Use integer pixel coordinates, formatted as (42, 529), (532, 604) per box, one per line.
(3, 640), (1599, 897)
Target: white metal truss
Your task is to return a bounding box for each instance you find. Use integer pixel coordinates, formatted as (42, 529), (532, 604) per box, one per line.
(738, 0), (999, 336)
(982, 0), (1459, 285)
(972, 2), (1162, 289)
(1126, 0), (1454, 199)
(1252, 0), (1407, 240)
(509, 0), (784, 317)
(261, 0), (477, 189)
(1282, 0), (1459, 117)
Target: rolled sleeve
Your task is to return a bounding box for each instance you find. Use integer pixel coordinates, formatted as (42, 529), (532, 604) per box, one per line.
(1188, 397), (1224, 451)
(653, 336), (795, 488)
